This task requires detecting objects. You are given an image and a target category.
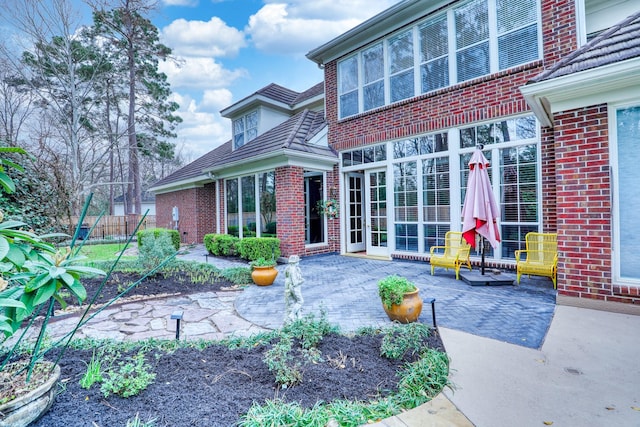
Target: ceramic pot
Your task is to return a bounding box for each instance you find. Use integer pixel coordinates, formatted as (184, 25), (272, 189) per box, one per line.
(0, 362), (60, 427)
(251, 265), (278, 286)
(382, 289), (423, 323)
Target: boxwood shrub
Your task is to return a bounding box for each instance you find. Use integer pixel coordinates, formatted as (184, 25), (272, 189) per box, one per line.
(137, 228), (180, 250)
(203, 233), (240, 256)
(237, 237), (281, 261)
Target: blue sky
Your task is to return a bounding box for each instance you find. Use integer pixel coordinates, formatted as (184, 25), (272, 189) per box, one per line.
(151, 0), (401, 159)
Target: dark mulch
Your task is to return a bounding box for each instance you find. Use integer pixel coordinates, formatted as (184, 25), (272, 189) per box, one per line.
(25, 272), (446, 427)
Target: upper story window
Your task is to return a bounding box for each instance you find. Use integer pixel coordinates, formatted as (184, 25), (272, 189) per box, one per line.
(337, 0), (540, 119)
(233, 111), (258, 149)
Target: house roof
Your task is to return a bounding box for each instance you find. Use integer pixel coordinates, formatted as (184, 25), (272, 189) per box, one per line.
(220, 82), (324, 117)
(149, 141), (232, 191)
(211, 109), (333, 167)
(521, 9), (640, 127)
(150, 109), (334, 193)
(530, 10), (640, 82)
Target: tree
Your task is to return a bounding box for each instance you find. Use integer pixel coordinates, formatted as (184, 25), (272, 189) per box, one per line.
(91, 0), (181, 214)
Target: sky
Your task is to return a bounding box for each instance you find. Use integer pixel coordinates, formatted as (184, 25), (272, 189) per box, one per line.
(149, 0), (401, 161)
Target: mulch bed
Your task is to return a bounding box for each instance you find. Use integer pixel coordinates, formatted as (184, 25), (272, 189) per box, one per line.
(19, 272), (446, 427)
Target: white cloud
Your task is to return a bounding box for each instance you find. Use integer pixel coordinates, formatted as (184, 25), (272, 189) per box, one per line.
(246, 1), (398, 55)
(159, 56), (248, 89)
(201, 88), (233, 112)
(170, 92), (231, 158)
(161, 17), (246, 57)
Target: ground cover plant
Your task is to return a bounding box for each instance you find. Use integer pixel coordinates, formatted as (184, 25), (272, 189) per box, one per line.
(29, 313), (447, 427)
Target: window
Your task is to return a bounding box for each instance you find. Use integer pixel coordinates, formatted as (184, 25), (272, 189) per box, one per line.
(363, 43), (385, 111)
(338, 56), (359, 118)
(497, 0), (539, 69)
(613, 105), (640, 283)
(342, 143), (386, 167)
(389, 30), (414, 103)
(226, 171), (277, 238)
(336, 0), (540, 118)
(233, 111), (258, 149)
(394, 161), (418, 251)
(459, 116), (539, 259)
(304, 172), (326, 245)
(420, 15), (449, 92)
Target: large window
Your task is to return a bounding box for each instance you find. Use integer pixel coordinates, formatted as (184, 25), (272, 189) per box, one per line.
(226, 171), (276, 238)
(614, 105), (640, 283)
(386, 118), (538, 258)
(337, 0), (540, 118)
(233, 111), (258, 149)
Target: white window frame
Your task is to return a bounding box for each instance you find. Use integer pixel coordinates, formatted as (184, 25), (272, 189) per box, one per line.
(233, 110), (259, 150)
(609, 100), (640, 286)
(336, 0), (541, 119)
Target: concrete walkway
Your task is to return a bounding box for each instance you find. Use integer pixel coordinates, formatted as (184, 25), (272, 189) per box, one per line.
(31, 246), (640, 426)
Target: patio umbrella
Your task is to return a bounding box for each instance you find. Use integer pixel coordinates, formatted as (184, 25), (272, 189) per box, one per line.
(461, 145), (500, 275)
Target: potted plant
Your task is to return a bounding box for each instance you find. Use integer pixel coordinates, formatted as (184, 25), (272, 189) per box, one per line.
(250, 257), (278, 286)
(0, 148), (106, 426)
(377, 275), (423, 323)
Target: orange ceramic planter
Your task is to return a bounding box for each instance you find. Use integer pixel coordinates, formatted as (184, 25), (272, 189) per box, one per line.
(251, 266), (278, 286)
(382, 289), (423, 323)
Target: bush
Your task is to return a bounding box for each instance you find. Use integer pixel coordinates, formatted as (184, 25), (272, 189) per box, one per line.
(204, 233), (240, 256)
(137, 228), (180, 251)
(237, 237), (281, 261)
(138, 232), (177, 271)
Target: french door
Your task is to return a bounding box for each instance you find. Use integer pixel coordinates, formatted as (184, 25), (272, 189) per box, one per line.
(365, 169), (388, 257)
(346, 173), (365, 252)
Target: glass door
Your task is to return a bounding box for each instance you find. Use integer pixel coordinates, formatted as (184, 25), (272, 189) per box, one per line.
(366, 169), (388, 257)
(346, 172), (365, 252)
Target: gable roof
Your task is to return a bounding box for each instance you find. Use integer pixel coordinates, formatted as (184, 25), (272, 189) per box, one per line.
(531, 10), (640, 82)
(521, 9), (640, 127)
(220, 82), (324, 117)
(210, 109), (333, 168)
(150, 109), (334, 193)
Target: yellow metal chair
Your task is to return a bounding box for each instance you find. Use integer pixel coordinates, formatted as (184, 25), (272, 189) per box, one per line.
(515, 232), (558, 289)
(429, 231), (472, 280)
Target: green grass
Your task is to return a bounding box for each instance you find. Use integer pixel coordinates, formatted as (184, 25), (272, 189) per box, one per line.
(78, 243), (137, 262)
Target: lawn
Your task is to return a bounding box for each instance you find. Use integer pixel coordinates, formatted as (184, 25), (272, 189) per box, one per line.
(77, 242), (137, 262)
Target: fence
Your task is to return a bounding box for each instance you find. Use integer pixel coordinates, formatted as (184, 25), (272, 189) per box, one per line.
(71, 215), (156, 240)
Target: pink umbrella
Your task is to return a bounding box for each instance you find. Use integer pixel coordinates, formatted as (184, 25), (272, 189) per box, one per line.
(461, 147), (500, 274)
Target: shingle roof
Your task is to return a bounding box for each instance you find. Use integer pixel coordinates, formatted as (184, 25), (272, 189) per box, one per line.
(150, 109), (333, 191)
(150, 141), (232, 189)
(531, 10), (640, 82)
(217, 109), (333, 165)
(292, 82), (324, 105)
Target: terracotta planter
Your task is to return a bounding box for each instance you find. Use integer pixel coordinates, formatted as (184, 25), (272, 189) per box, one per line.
(382, 289), (423, 323)
(251, 265), (278, 286)
(0, 363), (60, 427)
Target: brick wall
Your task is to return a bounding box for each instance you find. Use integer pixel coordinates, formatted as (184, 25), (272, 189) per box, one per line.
(276, 166), (305, 257)
(553, 105), (639, 304)
(155, 183), (216, 245)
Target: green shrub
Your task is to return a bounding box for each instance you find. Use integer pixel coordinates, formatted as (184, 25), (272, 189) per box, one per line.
(237, 237), (281, 261)
(380, 322), (432, 359)
(204, 234), (239, 256)
(138, 232), (177, 271)
(137, 228), (180, 250)
(101, 351), (156, 398)
(220, 267), (252, 285)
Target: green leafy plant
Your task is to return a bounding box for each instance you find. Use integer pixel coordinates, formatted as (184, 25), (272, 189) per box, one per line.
(137, 228), (180, 251)
(79, 350), (103, 389)
(100, 351), (156, 398)
(138, 232), (178, 271)
(263, 336), (302, 387)
(203, 233), (239, 256)
(380, 322), (432, 359)
(220, 266), (252, 285)
(249, 257), (276, 268)
(126, 413), (157, 427)
(377, 275), (417, 309)
(282, 311), (338, 350)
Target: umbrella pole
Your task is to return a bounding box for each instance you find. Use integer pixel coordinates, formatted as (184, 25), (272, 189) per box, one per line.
(481, 236), (486, 275)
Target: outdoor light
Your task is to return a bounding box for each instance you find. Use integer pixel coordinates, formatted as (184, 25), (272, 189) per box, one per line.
(425, 298), (437, 328)
(171, 310), (184, 340)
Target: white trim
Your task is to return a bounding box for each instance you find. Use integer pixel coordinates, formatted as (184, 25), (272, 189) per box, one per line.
(149, 177), (212, 194)
(520, 57), (640, 126)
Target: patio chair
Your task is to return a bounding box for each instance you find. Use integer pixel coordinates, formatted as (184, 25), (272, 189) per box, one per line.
(429, 231), (472, 280)
(515, 232), (558, 289)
